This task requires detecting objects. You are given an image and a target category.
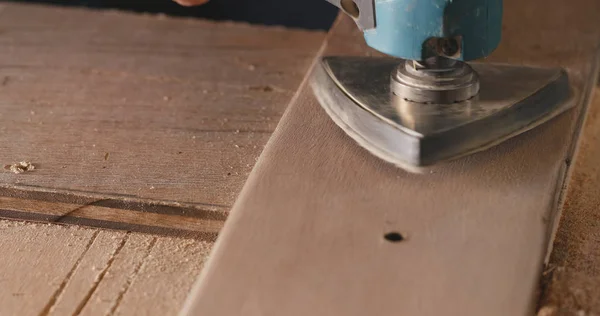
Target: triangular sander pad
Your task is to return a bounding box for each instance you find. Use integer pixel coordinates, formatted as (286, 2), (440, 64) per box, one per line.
(311, 56), (573, 172)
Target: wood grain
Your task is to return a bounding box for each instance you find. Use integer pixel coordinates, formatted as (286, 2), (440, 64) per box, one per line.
(182, 0), (600, 314)
(76, 233), (156, 316)
(0, 3), (326, 233)
(47, 230), (127, 315)
(539, 87), (600, 315)
(107, 236), (212, 316)
(0, 3), (326, 315)
(0, 219), (213, 316)
(0, 220), (98, 316)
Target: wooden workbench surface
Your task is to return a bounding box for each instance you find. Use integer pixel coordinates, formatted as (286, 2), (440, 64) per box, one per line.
(0, 2), (324, 235)
(1, 2), (599, 316)
(0, 3), (325, 315)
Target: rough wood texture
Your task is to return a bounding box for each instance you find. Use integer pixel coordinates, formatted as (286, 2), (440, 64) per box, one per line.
(0, 220), (97, 315)
(182, 0), (600, 315)
(0, 3), (328, 315)
(539, 87), (600, 316)
(0, 219), (213, 316)
(0, 3), (325, 233)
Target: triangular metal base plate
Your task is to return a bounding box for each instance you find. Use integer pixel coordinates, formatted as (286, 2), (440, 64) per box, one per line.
(310, 56), (574, 172)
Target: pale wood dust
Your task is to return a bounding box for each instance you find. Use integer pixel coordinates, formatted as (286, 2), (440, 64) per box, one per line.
(539, 87), (600, 315)
(182, 0), (600, 314)
(0, 220), (212, 316)
(0, 2), (326, 233)
(0, 220), (96, 315)
(4, 161), (35, 174)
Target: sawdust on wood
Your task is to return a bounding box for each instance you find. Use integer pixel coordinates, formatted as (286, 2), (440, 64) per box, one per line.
(538, 305), (559, 316)
(4, 161), (35, 174)
(248, 85), (274, 92)
(539, 88), (600, 315)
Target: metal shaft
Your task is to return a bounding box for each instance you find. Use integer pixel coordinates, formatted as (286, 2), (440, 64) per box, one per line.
(391, 57), (480, 104)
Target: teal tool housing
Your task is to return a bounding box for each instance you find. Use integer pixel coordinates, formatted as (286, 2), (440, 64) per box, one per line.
(362, 0), (503, 61)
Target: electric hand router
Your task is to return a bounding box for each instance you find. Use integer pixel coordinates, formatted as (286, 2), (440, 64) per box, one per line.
(311, 0), (572, 172)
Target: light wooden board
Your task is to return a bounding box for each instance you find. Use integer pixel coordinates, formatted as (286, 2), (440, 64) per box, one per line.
(182, 0), (600, 315)
(0, 220), (97, 315)
(0, 2), (325, 234)
(538, 87), (600, 315)
(0, 219), (212, 316)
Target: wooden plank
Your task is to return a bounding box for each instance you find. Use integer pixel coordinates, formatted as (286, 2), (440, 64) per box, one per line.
(0, 3), (326, 233)
(538, 86), (600, 315)
(0, 220), (97, 316)
(76, 233), (156, 316)
(181, 0), (600, 315)
(105, 236), (212, 315)
(0, 220), (213, 316)
(0, 195), (223, 237)
(47, 230), (127, 315)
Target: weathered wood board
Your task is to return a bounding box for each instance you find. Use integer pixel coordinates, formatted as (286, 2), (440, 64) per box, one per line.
(181, 0), (600, 314)
(0, 2), (325, 235)
(0, 3), (326, 316)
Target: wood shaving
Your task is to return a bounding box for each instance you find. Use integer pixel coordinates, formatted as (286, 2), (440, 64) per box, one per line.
(537, 306), (558, 316)
(4, 161), (35, 174)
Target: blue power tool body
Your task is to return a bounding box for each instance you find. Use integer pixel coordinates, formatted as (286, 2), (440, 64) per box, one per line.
(327, 0), (502, 61)
(314, 0), (573, 171)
